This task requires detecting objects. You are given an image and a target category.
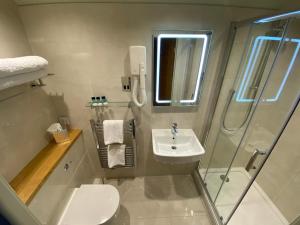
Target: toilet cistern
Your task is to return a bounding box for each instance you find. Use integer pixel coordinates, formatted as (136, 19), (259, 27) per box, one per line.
(171, 122), (178, 139)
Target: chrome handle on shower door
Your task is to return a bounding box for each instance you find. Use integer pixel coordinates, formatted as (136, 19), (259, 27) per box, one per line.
(245, 148), (268, 172)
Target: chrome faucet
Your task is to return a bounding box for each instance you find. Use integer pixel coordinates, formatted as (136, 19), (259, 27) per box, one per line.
(171, 122), (178, 139)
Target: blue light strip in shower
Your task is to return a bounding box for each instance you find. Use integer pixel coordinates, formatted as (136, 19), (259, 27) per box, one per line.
(265, 39), (300, 102)
(237, 36), (286, 102)
(236, 38), (264, 102)
(255, 10), (300, 24)
(236, 36), (300, 103)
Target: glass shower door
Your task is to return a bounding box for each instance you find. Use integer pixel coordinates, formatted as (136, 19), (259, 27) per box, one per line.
(201, 17), (300, 224)
(201, 19), (288, 204)
(219, 17), (300, 224)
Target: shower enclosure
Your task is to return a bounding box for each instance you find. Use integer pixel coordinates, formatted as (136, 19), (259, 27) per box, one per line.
(197, 11), (300, 225)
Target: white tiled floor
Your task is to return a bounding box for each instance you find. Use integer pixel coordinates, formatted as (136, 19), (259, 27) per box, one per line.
(104, 175), (213, 225)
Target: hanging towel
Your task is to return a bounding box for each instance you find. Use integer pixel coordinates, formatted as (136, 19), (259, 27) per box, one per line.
(107, 144), (126, 168)
(103, 120), (124, 145)
(0, 56), (48, 78)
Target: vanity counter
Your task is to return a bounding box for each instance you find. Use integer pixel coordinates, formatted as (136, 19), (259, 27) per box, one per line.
(10, 129), (82, 204)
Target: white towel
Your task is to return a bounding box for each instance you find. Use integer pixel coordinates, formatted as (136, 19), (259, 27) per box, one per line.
(0, 56), (48, 78)
(0, 69), (47, 91)
(107, 144), (126, 168)
(103, 120), (124, 145)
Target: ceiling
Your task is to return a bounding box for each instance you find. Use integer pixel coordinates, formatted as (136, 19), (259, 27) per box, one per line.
(13, 0), (300, 10)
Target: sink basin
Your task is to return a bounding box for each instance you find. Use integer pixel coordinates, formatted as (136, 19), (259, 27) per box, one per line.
(152, 129), (205, 164)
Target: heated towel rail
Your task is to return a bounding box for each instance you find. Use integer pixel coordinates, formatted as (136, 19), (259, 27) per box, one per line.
(90, 119), (136, 168)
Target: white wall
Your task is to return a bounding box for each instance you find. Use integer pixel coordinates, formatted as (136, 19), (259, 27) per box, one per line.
(18, 3), (270, 178)
(0, 0), (31, 58)
(0, 0), (59, 182)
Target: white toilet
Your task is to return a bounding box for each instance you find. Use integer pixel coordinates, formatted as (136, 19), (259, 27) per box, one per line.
(58, 184), (120, 225)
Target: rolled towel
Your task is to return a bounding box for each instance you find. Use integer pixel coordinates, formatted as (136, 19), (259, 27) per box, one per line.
(103, 120), (124, 145)
(107, 144), (126, 168)
(0, 56), (48, 78)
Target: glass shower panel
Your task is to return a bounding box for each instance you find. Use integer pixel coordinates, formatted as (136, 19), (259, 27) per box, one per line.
(199, 24), (252, 179)
(227, 107), (300, 225)
(202, 20), (287, 204)
(216, 18), (300, 224)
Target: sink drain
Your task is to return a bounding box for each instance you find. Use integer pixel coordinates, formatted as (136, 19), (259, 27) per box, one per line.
(171, 146), (177, 150)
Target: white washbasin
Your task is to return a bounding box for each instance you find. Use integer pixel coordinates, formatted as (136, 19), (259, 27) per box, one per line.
(152, 129), (205, 164)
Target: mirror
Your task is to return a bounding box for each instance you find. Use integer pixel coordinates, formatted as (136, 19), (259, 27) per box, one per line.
(153, 32), (212, 106)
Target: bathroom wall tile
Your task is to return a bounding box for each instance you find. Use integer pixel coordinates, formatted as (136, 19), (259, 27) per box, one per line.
(0, 85), (59, 181)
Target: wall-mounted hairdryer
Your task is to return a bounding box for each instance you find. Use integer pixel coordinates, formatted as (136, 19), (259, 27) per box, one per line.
(129, 46), (147, 107)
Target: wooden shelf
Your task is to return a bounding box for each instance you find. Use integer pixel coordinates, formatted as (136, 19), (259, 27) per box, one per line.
(10, 129), (82, 205)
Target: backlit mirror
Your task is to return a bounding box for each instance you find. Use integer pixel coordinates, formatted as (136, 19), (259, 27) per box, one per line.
(153, 32), (212, 106)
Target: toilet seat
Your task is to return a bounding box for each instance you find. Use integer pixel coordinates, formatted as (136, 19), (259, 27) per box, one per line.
(59, 184), (120, 225)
